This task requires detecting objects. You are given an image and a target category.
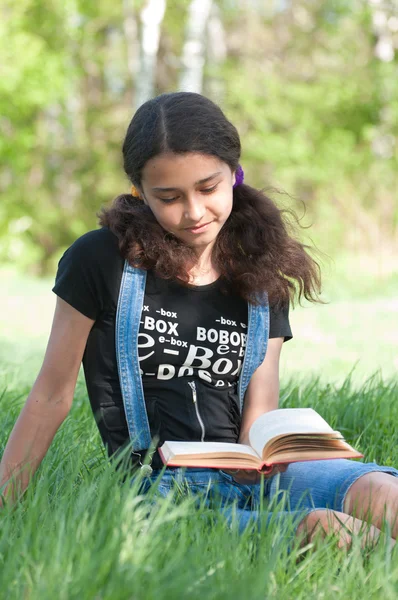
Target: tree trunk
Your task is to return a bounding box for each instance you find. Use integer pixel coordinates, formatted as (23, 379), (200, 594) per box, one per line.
(205, 2), (226, 102)
(179, 0), (213, 93)
(367, 0), (398, 251)
(368, 0), (396, 159)
(122, 0), (140, 105)
(135, 0), (167, 109)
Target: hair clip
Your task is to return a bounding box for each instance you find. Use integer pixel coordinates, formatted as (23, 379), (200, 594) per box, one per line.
(233, 165), (244, 188)
(131, 184), (142, 198)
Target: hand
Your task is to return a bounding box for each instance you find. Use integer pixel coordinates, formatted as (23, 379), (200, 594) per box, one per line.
(223, 464), (289, 485)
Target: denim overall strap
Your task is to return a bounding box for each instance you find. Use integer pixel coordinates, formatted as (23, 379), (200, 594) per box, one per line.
(237, 294), (269, 413)
(115, 261), (151, 450)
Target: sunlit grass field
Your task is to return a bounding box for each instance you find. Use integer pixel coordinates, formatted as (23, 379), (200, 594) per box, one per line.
(1, 374), (397, 599)
(1, 259), (398, 598)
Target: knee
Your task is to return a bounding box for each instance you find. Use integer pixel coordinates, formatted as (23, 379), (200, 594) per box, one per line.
(296, 509), (356, 549)
(296, 509), (330, 544)
(344, 472), (398, 518)
(296, 509), (386, 550)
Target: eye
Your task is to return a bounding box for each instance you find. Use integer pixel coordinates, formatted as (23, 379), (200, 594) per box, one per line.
(201, 184), (218, 194)
(159, 196), (178, 204)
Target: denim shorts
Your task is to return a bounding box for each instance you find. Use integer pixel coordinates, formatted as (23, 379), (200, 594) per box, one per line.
(138, 459), (398, 535)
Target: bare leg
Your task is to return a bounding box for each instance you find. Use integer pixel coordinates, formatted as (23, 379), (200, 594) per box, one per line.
(343, 473), (398, 538)
(297, 509), (395, 550)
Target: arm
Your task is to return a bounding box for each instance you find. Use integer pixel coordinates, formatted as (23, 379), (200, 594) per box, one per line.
(238, 336), (284, 445)
(224, 337), (284, 484)
(0, 298), (95, 505)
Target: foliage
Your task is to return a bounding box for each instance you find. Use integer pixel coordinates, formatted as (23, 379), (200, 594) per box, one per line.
(0, 0), (397, 273)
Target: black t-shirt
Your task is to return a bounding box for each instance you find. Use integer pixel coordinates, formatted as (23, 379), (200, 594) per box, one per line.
(140, 272), (248, 389)
(53, 227), (292, 464)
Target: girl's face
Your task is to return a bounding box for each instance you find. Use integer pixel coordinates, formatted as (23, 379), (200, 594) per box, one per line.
(140, 153), (235, 250)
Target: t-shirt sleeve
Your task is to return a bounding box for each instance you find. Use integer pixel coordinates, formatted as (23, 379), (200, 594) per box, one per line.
(52, 228), (123, 320)
(269, 301), (292, 342)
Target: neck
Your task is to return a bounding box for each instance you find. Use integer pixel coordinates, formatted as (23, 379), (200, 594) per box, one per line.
(186, 242), (218, 284)
(192, 242), (213, 269)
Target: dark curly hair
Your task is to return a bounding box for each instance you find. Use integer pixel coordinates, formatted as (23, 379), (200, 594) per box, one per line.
(99, 92), (321, 307)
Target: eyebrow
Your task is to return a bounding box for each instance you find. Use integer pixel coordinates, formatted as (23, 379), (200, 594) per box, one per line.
(151, 171), (222, 192)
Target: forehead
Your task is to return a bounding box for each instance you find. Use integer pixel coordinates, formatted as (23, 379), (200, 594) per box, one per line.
(141, 152), (229, 188)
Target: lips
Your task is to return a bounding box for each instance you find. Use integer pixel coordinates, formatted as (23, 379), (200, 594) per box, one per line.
(184, 221), (212, 233)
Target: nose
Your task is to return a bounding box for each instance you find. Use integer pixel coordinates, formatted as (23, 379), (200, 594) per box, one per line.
(184, 195), (206, 222)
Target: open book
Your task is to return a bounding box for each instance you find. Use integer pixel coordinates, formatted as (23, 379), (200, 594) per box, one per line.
(159, 408), (363, 473)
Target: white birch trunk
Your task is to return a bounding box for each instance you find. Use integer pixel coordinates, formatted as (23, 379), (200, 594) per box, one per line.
(368, 0), (395, 62)
(179, 0), (213, 93)
(104, 27), (125, 95)
(135, 0), (167, 109)
(367, 0), (398, 255)
(367, 0), (397, 160)
(205, 2), (227, 101)
(122, 0), (140, 97)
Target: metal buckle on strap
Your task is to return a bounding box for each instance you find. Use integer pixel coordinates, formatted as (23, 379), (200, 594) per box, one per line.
(140, 464), (153, 476)
(132, 450), (154, 477)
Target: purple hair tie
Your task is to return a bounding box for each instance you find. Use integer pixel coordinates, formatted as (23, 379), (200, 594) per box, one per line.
(233, 165), (244, 188)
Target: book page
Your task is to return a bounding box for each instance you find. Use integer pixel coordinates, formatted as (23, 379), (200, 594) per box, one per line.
(161, 441), (260, 462)
(248, 408), (336, 458)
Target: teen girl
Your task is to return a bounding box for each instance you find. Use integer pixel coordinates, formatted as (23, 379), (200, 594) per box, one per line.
(1, 92), (397, 548)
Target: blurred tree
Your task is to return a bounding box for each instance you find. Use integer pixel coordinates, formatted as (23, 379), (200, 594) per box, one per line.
(178, 0), (213, 92)
(0, 0), (397, 273)
(205, 2), (227, 101)
(122, 0), (140, 95)
(0, 0), (133, 272)
(219, 0), (398, 253)
(135, 0), (167, 108)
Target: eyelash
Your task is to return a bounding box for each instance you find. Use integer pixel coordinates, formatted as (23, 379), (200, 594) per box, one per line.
(160, 184), (218, 204)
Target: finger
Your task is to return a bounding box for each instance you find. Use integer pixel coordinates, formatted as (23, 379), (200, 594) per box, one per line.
(271, 464), (288, 475)
(276, 464), (288, 473)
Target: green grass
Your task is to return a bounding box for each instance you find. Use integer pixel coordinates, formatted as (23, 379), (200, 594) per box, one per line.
(0, 375), (397, 599)
(1, 261), (398, 597)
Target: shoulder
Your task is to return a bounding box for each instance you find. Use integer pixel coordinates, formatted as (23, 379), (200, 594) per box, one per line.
(269, 300), (289, 317)
(61, 227), (123, 273)
(65, 227), (120, 257)
(53, 227), (124, 319)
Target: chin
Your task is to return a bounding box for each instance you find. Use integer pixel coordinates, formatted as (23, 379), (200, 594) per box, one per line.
(188, 235), (217, 247)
